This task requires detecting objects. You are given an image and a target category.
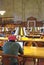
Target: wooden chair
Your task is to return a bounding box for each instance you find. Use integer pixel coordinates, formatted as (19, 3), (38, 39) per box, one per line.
(23, 42), (38, 65)
(2, 54), (23, 65)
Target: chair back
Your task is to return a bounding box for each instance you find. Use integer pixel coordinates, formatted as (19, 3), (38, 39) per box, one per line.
(2, 54), (20, 65)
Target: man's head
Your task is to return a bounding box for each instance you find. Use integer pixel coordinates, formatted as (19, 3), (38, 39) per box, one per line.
(8, 35), (16, 41)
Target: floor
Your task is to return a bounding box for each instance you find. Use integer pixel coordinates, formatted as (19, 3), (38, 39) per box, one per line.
(23, 58), (44, 65)
(0, 58), (44, 65)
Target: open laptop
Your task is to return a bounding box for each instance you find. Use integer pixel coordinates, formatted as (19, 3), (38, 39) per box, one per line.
(16, 42), (23, 49)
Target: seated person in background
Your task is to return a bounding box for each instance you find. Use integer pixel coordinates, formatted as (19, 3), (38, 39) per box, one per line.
(0, 33), (5, 37)
(24, 41), (32, 46)
(24, 41), (38, 47)
(32, 42), (38, 47)
(11, 30), (16, 34)
(2, 35), (23, 65)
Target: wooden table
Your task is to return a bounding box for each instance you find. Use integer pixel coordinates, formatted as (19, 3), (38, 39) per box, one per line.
(0, 36), (44, 42)
(24, 46), (44, 58)
(0, 37), (8, 41)
(23, 46), (44, 65)
(21, 37), (44, 42)
(0, 36), (44, 47)
(0, 46), (44, 65)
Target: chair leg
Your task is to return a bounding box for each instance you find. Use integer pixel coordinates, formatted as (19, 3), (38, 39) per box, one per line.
(33, 58), (39, 65)
(36, 59), (39, 65)
(33, 58), (36, 65)
(23, 58), (26, 65)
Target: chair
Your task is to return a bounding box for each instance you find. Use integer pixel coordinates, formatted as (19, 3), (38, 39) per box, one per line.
(23, 42), (38, 65)
(2, 54), (23, 65)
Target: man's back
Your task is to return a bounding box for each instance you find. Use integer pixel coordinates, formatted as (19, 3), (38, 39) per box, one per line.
(3, 41), (23, 55)
(2, 41), (23, 63)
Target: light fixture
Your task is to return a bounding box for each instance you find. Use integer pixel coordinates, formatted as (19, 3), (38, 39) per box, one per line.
(0, 11), (6, 15)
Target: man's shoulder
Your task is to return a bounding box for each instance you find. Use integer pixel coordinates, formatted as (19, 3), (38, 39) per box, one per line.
(14, 42), (20, 45)
(14, 42), (21, 47)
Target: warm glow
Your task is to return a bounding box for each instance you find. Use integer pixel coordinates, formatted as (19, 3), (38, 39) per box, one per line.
(0, 11), (6, 15)
(20, 27), (24, 36)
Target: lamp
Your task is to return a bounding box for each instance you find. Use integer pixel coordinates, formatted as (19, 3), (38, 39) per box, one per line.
(0, 11), (6, 15)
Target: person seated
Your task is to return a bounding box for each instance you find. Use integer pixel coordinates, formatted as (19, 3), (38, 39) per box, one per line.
(2, 35), (23, 65)
(24, 41), (38, 47)
(11, 30), (16, 34)
(32, 42), (38, 47)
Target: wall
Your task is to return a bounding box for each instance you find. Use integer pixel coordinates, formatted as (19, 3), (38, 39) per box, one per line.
(0, 0), (44, 21)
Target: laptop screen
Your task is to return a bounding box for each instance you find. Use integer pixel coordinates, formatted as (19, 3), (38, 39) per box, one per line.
(17, 42), (23, 48)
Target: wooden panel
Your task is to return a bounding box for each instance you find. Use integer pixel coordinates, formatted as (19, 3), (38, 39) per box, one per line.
(36, 21), (43, 27)
(29, 22), (34, 27)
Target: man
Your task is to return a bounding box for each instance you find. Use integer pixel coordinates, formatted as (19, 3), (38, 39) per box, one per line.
(2, 35), (23, 65)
